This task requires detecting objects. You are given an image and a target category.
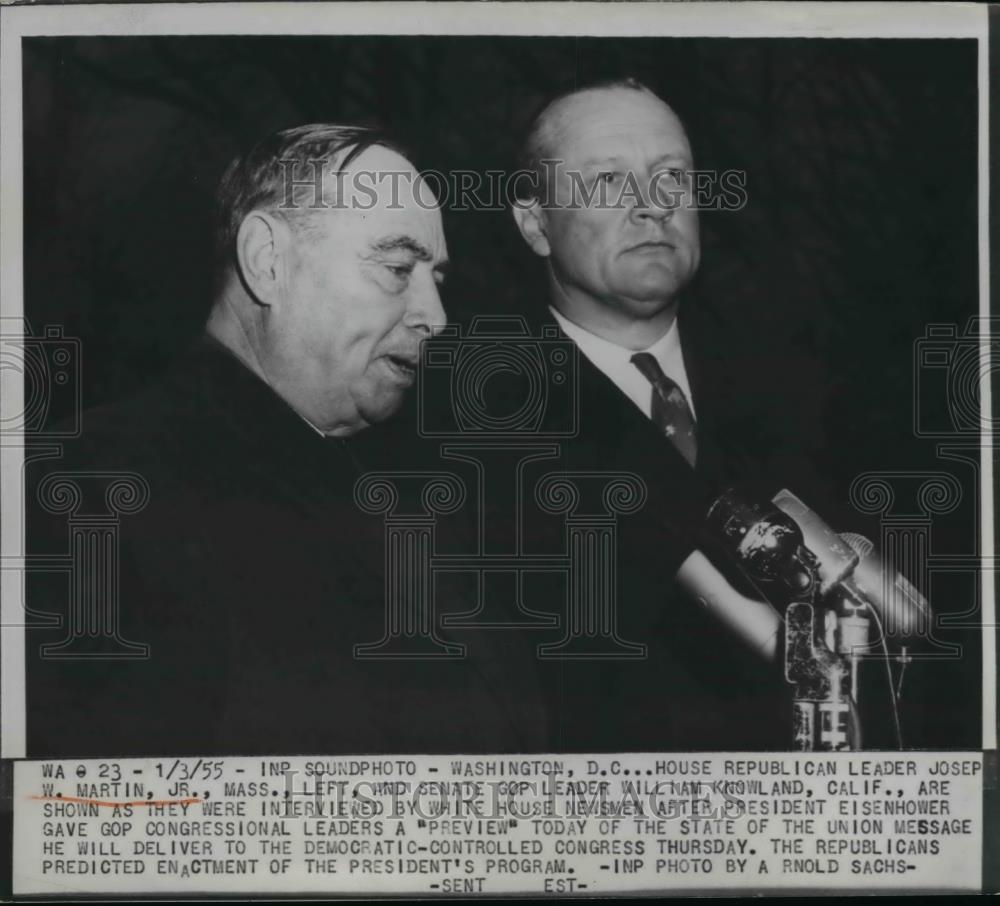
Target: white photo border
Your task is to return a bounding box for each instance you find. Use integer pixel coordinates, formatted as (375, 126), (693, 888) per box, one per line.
(0, 0), (992, 759)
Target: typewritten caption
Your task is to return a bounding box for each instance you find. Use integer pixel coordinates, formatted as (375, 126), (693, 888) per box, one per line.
(13, 753), (983, 894)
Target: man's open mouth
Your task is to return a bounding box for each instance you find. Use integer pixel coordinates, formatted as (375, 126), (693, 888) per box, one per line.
(385, 354), (418, 379)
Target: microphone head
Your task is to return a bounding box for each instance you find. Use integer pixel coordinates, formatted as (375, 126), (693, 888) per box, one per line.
(706, 489), (814, 593)
(838, 531), (932, 637)
(772, 489), (932, 638)
(771, 489), (859, 594)
(839, 532), (873, 561)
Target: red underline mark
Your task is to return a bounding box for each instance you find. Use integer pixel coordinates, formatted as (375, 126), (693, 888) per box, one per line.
(30, 795), (201, 808)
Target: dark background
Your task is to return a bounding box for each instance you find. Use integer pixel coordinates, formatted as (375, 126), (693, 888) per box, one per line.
(21, 35), (984, 747)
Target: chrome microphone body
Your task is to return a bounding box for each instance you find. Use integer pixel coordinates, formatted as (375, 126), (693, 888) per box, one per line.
(699, 487), (929, 751)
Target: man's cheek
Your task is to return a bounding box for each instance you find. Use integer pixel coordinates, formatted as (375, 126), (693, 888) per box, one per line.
(555, 215), (601, 256)
(570, 220), (612, 275)
(676, 209), (699, 243)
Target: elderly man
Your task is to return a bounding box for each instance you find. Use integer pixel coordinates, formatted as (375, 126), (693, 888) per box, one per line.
(26, 124), (547, 756)
(207, 126), (446, 436)
(507, 79), (811, 750)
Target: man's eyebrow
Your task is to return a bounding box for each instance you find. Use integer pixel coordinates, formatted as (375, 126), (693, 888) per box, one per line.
(370, 235), (449, 278)
(579, 152), (693, 169)
(369, 235), (433, 261)
(650, 151), (693, 167)
(580, 155), (627, 169)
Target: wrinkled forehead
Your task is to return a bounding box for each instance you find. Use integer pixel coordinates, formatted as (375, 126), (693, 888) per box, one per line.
(330, 144), (441, 214)
(316, 144), (445, 248)
(541, 88), (692, 165)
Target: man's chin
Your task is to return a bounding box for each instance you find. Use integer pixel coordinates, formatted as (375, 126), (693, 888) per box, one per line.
(615, 283), (684, 317)
(360, 392), (407, 427)
(615, 266), (689, 305)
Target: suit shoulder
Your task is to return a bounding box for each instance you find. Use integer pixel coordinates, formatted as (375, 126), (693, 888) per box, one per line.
(32, 358), (232, 499)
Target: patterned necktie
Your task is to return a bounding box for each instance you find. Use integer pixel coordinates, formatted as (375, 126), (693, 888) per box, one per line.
(630, 351), (698, 467)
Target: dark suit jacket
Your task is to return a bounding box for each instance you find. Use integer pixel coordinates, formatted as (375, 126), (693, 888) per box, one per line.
(26, 337), (548, 757)
(418, 302), (849, 752)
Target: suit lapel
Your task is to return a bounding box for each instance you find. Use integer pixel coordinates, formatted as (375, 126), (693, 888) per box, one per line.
(169, 338), (386, 581)
(541, 310), (715, 487)
(678, 307), (756, 487)
(676, 311), (728, 485)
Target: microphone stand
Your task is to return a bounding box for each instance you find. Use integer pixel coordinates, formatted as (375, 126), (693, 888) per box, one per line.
(706, 491), (871, 751)
(785, 594), (868, 752)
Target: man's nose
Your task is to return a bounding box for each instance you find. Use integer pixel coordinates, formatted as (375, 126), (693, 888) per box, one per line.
(630, 179), (673, 224)
(404, 275), (448, 337)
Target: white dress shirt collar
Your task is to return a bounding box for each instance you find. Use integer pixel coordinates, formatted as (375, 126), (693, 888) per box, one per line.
(549, 306), (696, 421)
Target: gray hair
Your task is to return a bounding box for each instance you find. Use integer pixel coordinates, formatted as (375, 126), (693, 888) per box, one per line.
(213, 122), (408, 274)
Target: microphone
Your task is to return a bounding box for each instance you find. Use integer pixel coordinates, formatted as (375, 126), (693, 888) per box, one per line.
(771, 489), (931, 638)
(674, 549), (782, 661)
(672, 488), (930, 666)
(705, 489), (833, 600)
(697, 487), (926, 750)
(702, 487), (930, 639)
(673, 490), (817, 663)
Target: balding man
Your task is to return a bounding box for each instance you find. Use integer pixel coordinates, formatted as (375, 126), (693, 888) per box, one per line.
(514, 77), (702, 362)
(507, 79), (812, 750)
(27, 124), (548, 756)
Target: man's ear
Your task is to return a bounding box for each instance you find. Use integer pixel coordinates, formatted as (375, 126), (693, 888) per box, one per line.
(235, 211), (290, 306)
(511, 199), (551, 258)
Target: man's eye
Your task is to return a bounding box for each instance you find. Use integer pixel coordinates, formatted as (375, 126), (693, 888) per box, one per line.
(596, 171), (622, 185)
(385, 263), (414, 279)
(660, 168), (689, 184)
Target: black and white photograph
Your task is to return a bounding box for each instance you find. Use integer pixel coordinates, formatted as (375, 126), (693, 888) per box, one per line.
(0, 1), (994, 897)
